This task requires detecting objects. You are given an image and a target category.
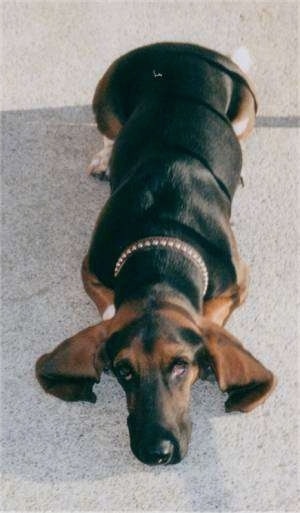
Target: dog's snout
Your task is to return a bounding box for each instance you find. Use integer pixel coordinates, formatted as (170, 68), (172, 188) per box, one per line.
(145, 439), (174, 465)
(128, 413), (189, 465)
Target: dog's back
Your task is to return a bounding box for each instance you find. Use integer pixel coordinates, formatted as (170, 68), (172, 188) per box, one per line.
(88, 43), (256, 294)
(93, 43), (254, 195)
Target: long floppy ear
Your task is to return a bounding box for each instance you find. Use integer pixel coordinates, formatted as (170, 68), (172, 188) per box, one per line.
(36, 322), (111, 403)
(198, 321), (276, 412)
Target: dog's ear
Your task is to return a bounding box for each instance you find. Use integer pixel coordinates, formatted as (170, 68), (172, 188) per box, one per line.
(36, 322), (111, 403)
(198, 321), (276, 412)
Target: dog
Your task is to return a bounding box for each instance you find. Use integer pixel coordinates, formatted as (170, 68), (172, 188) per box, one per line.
(36, 42), (276, 465)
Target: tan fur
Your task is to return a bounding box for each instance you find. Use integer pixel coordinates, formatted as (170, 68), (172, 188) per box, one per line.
(203, 260), (249, 326)
(81, 255), (114, 316)
(92, 61), (123, 140)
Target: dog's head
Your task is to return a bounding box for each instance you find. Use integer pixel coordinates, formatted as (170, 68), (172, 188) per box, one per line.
(36, 303), (275, 465)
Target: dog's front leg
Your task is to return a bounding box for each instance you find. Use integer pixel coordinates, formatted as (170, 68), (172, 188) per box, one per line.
(203, 260), (249, 326)
(81, 256), (115, 319)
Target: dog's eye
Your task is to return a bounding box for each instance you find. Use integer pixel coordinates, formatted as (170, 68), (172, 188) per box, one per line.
(171, 359), (189, 378)
(116, 366), (133, 381)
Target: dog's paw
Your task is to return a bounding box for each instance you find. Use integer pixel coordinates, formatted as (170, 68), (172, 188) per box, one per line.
(102, 304), (116, 320)
(86, 137), (114, 179)
(86, 151), (110, 179)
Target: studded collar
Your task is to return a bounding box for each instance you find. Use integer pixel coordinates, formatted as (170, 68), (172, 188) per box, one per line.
(114, 236), (209, 297)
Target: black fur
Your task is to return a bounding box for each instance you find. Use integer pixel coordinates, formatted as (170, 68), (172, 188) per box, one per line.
(88, 42), (254, 311)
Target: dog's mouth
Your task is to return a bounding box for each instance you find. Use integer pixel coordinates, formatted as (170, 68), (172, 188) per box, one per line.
(127, 414), (190, 465)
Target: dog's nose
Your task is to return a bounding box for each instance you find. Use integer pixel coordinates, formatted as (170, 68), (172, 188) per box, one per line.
(146, 439), (174, 465)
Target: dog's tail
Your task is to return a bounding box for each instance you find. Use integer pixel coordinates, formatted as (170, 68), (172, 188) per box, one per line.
(231, 46), (252, 74)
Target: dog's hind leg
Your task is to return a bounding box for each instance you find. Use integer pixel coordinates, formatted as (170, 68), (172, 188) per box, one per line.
(229, 85), (257, 141)
(87, 60), (124, 177)
(229, 47), (257, 141)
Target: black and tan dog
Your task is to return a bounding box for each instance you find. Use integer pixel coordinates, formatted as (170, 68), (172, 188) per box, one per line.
(36, 42), (276, 465)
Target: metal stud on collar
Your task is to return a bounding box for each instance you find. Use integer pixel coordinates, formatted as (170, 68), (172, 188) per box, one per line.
(114, 236), (209, 297)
